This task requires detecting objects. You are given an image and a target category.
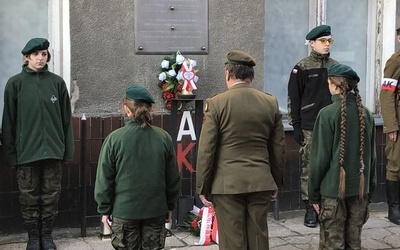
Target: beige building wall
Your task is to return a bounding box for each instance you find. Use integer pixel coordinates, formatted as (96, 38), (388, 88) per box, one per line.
(70, 0), (265, 116)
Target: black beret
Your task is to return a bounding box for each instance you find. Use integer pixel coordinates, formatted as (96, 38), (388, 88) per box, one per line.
(306, 25), (331, 40)
(126, 84), (155, 103)
(21, 38), (50, 55)
(327, 64), (360, 82)
(226, 49), (256, 67)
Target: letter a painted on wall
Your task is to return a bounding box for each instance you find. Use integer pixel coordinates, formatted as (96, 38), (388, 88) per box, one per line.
(177, 111), (196, 142)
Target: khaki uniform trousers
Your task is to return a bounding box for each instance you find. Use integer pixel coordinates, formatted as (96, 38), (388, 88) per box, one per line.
(213, 191), (272, 250)
(385, 135), (400, 181)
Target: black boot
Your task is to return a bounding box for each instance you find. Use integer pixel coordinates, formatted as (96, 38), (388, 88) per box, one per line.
(41, 217), (57, 250)
(386, 180), (400, 225)
(304, 200), (318, 228)
(25, 220), (41, 250)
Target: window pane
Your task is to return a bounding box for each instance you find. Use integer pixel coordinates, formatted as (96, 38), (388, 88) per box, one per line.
(327, 0), (368, 103)
(264, 0), (309, 114)
(0, 0), (47, 126)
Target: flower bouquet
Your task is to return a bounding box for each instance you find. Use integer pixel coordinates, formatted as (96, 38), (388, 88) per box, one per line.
(157, 51), (199, 110)
(182, 207), (202, 236)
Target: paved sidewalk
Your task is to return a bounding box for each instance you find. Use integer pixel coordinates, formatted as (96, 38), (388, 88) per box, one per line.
(1, 203), (399, 250)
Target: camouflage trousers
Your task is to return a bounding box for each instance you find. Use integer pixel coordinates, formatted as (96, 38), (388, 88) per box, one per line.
(16, 160), (63, 221)
(384, 135), (400, 181)
(300, 129), (312, 200)
(319, 196), (369, 250)
(111, 215), (166, 250)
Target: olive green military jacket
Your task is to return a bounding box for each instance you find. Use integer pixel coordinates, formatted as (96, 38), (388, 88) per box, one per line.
(309, 94), (376, 203)
(380, 50), (400, 133)
(94, 121), (181, 220)
(2, 65), (74, 166)
(196, 83), (285, 196)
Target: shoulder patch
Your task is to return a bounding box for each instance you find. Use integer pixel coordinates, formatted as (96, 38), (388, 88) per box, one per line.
(292, 68), (298, 74)
(381, 78), (398, 92)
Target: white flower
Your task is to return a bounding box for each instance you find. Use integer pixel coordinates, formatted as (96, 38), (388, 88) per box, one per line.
(161, 60), (170, 69)
(176, 54), (185, 65)
(194, 75), (199, 83)
(189, 59), (197, 68)
(176, 70), (183, 81)
(168, 69), (176, 77)
(158, 72), (167, 81)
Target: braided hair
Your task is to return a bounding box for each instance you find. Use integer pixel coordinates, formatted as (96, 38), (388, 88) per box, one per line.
(329, 76), (366, 200)
(123, 96), (153, 128)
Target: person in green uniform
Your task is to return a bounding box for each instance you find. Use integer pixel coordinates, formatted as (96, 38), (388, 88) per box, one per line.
(287, 25), (338, 228)
(2, 38), (75, 250)
(94, 84), (181, 250)
(379, 27), (400, 225)
(309, 64), (376, 249)
(196, 50), (285, 250)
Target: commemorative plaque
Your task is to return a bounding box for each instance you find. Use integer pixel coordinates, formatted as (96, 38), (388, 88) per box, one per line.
(134, 0), (208, 55)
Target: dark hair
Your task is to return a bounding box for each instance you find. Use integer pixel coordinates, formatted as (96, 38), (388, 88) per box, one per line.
(397, 27), (400, 36)
(123, 96), (153, 128)
(225, 64), (254, 81)
(329, 76), (366, 200)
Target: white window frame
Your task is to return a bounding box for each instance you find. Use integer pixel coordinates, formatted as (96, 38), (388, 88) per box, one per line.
(311, 0), (381, 112)
(48, 0), (71, 93)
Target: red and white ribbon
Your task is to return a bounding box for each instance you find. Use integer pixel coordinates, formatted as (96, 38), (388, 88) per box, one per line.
(181, 62), (197, 91)
(195, 206), (214, 245)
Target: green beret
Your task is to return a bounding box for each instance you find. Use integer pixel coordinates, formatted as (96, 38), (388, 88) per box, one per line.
(306, 25), (331, 40)
(21, 38), (50, 55)
(126, 84), (155, 103)
(327, 63), (360, 82)
(226, 49), (256, 67)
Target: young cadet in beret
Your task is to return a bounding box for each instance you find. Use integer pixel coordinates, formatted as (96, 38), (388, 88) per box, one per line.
(2, 37), (74, 250)
(94, 84), (180, 250)
(309, 64), (376, 249)
(287, 24), (338, 228)
(379, 27), (400, 225)
(196, 50), (285, 250)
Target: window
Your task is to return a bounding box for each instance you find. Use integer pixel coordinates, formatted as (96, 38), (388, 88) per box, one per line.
(265, 0), (380, 115)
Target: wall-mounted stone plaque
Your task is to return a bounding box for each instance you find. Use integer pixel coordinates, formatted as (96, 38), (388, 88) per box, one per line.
(134, 0), (208, 55)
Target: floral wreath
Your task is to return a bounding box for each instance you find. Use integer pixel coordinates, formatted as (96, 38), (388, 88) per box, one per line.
(158, 51), (199, 110)
(182, 208), (203, 236)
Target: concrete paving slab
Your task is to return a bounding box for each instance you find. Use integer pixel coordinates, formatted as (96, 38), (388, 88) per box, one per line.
(1, 203), (398, 250)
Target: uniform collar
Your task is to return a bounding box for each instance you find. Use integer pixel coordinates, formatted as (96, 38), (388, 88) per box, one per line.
(310, 50), (330, 61)
(331, 92), (356, 102)
(229, 81), (250, 89)
(23, 64), (49, 74)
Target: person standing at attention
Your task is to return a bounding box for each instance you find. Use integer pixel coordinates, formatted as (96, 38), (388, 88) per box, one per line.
(196, 49), (285, 250)
(94, 84), (181, 250)
(2, 38), (74, 250)
(287, 25), (338, 228)
(309, 64), (376, 249)
(379, 27), (400, 225)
